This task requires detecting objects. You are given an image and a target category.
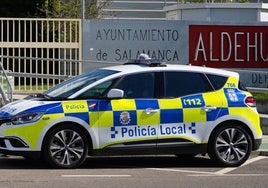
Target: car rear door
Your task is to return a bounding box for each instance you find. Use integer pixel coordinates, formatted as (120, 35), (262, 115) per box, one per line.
(157, 71), (224, 147)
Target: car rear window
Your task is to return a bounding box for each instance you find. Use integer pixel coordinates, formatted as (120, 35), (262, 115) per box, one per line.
(206, 74), (228, 90)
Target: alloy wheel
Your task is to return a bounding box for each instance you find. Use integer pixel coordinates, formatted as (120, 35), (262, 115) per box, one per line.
(215, 128), (249, 164)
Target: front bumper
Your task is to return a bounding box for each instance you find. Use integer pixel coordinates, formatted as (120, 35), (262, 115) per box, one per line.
(0, 137), (29, 148)
(0, 137), (41, 159)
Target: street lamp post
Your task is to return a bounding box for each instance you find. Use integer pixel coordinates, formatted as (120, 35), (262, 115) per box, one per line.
(81, 0), (85, 20)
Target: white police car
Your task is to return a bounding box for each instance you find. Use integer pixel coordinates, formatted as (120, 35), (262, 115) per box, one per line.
(0, 56), (262, 168)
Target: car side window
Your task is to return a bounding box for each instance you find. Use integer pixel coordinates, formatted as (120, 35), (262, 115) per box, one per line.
(115, 72), (155, 98)
(78, 80), (115, 99)
(206, 74), (228, 90)
(164, 71), (213, 98)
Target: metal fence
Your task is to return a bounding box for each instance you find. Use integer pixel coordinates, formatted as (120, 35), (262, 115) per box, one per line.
(0, 18), (82, 93)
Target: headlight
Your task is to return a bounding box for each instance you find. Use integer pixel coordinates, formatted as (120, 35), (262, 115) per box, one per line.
(11, 112), (44, 125)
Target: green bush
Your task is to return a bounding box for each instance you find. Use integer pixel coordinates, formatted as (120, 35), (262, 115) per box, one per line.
(252, 93), (268, 102)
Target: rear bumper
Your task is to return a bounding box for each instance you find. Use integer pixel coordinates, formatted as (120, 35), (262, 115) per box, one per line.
(253, 138), (262, 151)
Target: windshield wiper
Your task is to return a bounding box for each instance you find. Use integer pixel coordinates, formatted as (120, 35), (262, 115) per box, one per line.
(29, 93), (51, 99)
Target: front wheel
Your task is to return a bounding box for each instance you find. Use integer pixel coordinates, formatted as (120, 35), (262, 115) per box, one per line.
(208, 124), (252, 167)
(43, 125), (88, 169)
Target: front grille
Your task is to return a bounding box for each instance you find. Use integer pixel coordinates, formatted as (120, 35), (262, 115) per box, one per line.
(0, 137), (29, 148)
(0, 118), (11, 126)
(0, 138), (6, 148)
(8, 137), (29, 148)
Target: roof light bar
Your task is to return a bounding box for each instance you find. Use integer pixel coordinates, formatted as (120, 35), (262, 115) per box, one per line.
(124, 54), (166, 67)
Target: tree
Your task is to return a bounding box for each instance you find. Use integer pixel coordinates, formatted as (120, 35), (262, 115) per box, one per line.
(0, 0), (111, 18)
(0, 0), (42, 17)
(38, 0), (111, 19)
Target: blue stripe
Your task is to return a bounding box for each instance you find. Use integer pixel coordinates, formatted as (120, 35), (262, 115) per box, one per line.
(206, 108), (229, 121)
(113, 110), (137, 126)
(224, 89), (247, 107)
(25, 103), (63, 114)
(87, 100), (99, 112)
(65, 112), (89, 123)
(217, 108), (229, 118)
(160, 109), (183, 124)
(0, 111), (12, 118)
(135, 99), (159, 110)
(98, 100), (112, 111)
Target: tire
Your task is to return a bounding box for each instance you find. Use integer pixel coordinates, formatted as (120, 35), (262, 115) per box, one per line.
(43, 124), (88, 169)
(208, 124), (252, 167)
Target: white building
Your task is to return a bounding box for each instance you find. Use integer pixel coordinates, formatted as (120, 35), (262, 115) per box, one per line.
(164, 3), (268, 22)
(102, 0), (178, 19)
(103, 1), (268, 22)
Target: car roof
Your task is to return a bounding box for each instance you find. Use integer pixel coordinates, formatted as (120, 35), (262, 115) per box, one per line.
(100, 63), (239, 78)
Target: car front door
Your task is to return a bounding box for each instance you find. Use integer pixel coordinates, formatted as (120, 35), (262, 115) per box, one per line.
(92, 72), (160, 152)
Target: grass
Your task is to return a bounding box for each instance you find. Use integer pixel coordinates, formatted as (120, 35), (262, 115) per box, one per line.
(252, 93), (268, 102)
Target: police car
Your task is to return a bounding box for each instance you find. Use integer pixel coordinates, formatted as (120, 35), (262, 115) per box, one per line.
(0, 55), (262, 168)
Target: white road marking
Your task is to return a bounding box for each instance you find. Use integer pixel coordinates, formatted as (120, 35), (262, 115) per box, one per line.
(189, 174), (268, 177)
(215, 156), (267, 175)
(61, 156), (268, 178)
(243, 156), (267, 165)
(147, 168), (215, 175)
(148, 156), (268, 176)
(61, 174), (131, 178)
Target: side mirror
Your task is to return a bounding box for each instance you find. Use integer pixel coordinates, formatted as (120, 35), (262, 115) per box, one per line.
(107, 89), (124, 99)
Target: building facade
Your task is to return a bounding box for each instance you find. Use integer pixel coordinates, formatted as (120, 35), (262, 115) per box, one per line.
(102, 0), (178, 19)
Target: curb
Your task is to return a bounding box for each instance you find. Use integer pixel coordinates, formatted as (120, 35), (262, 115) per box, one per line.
(259, 151), (268, 156)
(259, 142), (268, 156)
(259, 135), (268, 156)
(260, 114), (268, 135)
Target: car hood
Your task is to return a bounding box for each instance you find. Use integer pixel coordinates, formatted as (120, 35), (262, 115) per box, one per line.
(0, 99), (61, 118)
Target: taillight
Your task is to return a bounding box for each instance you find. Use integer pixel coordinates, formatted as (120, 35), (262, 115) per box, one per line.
(245, 96), (256, 107)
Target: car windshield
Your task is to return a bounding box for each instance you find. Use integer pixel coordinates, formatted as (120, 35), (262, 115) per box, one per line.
(44, 69), (118, 99)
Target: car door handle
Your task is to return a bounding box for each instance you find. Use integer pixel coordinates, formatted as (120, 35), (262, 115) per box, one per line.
(201, 105), (217, 112)
(144, 108), (159, 114)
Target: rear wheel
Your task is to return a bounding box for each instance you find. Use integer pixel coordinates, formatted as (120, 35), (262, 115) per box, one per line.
(43, 124), (88, 169)
(208, 124), (252, 167)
